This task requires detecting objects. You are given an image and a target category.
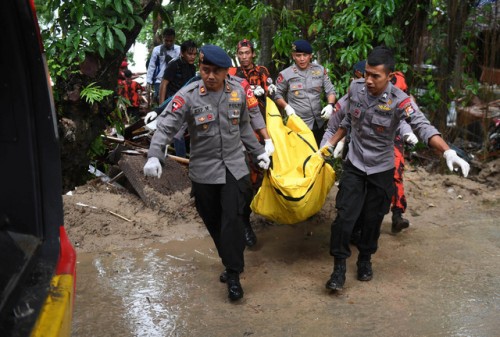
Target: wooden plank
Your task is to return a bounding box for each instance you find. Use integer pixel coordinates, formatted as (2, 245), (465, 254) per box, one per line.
(118, 155), (191, 208)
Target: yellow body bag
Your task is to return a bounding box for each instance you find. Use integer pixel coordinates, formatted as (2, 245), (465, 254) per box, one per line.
(250, 98), (336, 224)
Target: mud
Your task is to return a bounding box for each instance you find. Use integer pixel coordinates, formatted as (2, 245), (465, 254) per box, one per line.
(65, 162), (500, 336)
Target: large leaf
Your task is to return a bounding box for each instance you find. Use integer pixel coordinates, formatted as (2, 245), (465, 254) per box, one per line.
(96, 26), (105, 46)
(113, 27), (127, 46)
(114, 0), (123, 14)
(124, 0), (134, 13)
(105, 27), (114, 50)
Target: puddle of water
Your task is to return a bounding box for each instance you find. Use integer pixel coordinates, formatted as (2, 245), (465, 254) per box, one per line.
(73, 238), (219, 337)
(72, 218), (500, 337)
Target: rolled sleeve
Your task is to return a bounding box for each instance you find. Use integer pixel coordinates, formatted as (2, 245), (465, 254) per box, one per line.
(148, 96), (186, 163)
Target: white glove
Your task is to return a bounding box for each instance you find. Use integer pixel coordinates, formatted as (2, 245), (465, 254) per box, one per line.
(264, 138), (275, 156)
(144, 111), (158, 124)
(284, 104), (296, 116)
(333, 140), (344, 158)
(268, 84), (277, 96)
(143, 157), (162, 178)
(320, 104), (334, 120)
(403, 132), (418, 146)
(443, 149), (470, 178)
(256, 152), (271, 170)
(253, 85), (265, 96)
(144, 119), (157, 132)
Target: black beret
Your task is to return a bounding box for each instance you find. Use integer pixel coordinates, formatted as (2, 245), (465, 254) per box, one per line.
(199, 44), (232, 68)
(292, 39), (312, 54)
(353, 60), (366, 75)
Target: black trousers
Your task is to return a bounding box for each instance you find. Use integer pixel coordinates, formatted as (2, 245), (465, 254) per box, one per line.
(312, 126), (325, 148)
(242, 152), (262, 227)
(330, 161), (394, 259)
(192, 170), (251, 273)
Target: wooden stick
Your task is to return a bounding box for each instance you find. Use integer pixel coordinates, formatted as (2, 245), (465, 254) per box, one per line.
(107, 210), (132, 222)
(168, 154), (189, 165)
(108, 171), (124, 184)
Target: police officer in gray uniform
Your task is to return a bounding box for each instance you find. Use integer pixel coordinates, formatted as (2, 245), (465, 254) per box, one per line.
(143, 45), (271, 301)
(322, 46), (470, 292)
(274, 39), (337, 146)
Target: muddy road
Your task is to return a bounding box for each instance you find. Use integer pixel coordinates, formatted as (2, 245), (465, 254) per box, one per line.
(65, 164), (500, 336)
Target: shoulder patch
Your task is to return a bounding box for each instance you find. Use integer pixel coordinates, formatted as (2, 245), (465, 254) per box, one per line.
(277, 73), (284, 84)
(398, 97), (415, 118)
(398, 97), (412, 110)
(172, 96), (185, 112)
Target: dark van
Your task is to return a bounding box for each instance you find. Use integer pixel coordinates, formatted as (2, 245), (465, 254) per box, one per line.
(1, 1), (76, 336)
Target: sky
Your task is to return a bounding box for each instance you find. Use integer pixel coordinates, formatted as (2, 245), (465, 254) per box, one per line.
(128, 42), (148, 74)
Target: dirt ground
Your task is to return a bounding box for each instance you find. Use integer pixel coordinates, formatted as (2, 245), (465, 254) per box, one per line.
(65, 158), (500, 336)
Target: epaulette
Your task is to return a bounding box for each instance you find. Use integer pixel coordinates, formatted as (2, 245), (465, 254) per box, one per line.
(349, 78), (365, 92)
(183, 80), (200, 93)
(352, 78), (365, 85)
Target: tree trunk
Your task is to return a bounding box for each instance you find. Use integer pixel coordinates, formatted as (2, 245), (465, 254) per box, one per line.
(433, 0), (474, 132)
(259, 0), (277, 77)
(59, 0), (156, 192)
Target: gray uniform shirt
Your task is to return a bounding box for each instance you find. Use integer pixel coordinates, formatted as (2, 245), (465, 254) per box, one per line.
(340, 79), (440, 175)
(229, 75), (266, 130)
(274, 63), (336, 129)
(148, 79), (265, 184)
(321, 94), (412, 147)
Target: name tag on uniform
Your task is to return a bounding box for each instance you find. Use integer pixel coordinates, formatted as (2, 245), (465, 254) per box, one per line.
(193, 105), (212, 115)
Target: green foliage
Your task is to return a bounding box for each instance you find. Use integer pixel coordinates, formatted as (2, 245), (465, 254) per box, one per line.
(88, 135), (107, 158)
(35, 0), (144, 83)
(310, 0), (405, 93)
(274, 8), (310, 53)
(80, 82), (114, 105)
(412, 68), (441, 116)
(108, 102), (126, 135)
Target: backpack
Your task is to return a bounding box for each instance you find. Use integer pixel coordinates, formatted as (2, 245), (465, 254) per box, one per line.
(152, 45), (172, 83)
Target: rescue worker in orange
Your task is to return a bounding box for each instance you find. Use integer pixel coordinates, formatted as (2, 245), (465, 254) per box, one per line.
(229, 39), (277, 119)
(118, 69), (144, 119)
(228, 39), (276, 247)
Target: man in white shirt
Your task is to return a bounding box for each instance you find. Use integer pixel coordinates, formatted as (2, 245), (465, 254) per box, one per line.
(146, 27), (180, 105)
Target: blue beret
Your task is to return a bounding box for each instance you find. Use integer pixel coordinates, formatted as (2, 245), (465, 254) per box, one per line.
(292, 39), (312, 54)
(199, 44), (232, 68)
(353, 60), (366, 75)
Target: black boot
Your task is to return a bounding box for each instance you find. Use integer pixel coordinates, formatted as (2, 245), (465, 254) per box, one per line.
(325, 258), (346, 291)
(226, 271), (244, 301)
(356, 255), (373, 281)
(244, 223), (257, 247)
(219, 269), (228, 283)
(391, 209), (409, 234)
